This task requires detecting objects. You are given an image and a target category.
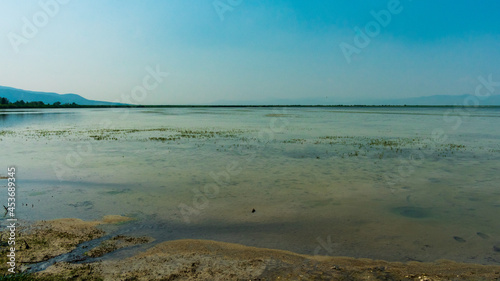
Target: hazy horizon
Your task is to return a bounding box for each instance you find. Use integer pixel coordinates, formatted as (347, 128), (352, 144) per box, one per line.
(1, 1), (499, 105)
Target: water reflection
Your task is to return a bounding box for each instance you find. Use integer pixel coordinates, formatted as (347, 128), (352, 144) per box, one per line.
(0, 109), (78, 128)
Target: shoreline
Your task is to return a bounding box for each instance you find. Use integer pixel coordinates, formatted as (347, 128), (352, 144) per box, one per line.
(2, 217), (500, 280)
(2, 104), (500, 109)
(39, 239), (500, 280)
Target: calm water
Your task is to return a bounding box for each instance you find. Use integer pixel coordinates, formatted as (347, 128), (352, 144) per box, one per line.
(1, 107), (500, 264)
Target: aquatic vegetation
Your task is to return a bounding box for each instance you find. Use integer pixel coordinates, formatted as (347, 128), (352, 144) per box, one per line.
(0, 130), (15, 136)
(33, 129), (69, 136)
(10, 127), (242, 142)
(176, 128), (246, 139)
(368, 139), (399, 147)
(294, 134), (478, 160)
(283, 138), (306, 144)
(2, 125), (478, 161)
(148, 136), (180, 142)
(89, 134), (117, 141)
(264, 113), (293, 117)
(319, 135), (353, 141)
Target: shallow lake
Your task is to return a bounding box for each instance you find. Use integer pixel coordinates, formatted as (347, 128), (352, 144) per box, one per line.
(1, 107), (499, 264)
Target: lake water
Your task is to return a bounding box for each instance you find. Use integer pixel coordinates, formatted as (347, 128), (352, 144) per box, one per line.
(1, 107), (500, 264)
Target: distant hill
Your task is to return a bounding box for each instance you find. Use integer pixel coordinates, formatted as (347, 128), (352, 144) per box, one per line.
(3, 85), (499, 106)
(211, 97), (348, 106)
(359, 94), (500, 106)
(213, 94), (500, 106)
(0, 86), (124, 106)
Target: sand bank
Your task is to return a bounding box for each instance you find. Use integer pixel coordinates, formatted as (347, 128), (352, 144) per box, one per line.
(2, 218), (500, 280)
(38, 239), (500, 280)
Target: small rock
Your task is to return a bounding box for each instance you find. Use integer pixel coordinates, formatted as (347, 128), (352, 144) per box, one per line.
(251, 208), (256, 213)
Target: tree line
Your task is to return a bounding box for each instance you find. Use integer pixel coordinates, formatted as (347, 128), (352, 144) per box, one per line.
(0, 97), (81, 108)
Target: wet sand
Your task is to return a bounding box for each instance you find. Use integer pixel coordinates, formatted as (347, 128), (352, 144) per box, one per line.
(0, 215), (132, 268)
(2, 218), (500, 280)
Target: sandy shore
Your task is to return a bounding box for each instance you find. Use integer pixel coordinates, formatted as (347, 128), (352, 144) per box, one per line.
(2, 217), (500, 280)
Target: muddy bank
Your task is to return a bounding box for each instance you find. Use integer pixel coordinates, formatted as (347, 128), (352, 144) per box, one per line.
(37, 239), (500, 280)
(0, 215), (135, 272)
(2, 218), (500, 280)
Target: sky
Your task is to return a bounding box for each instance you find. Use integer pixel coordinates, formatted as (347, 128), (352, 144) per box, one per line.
(1, 0), (499, 105)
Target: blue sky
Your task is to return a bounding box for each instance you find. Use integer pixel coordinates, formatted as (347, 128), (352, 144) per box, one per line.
(1, 0), (499, 104)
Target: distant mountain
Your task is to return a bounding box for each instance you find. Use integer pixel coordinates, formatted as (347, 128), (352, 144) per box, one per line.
(212, 94), (500, 106)
(0, 86), (124, 106)
(3, 85), (499, 106)
(359, 94), (500, 106)
(211, 97), (351, 106)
